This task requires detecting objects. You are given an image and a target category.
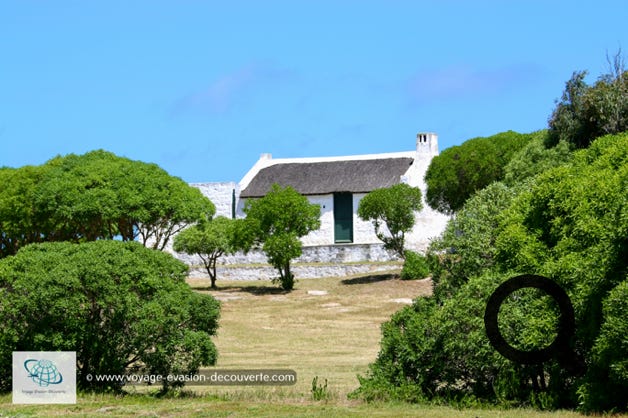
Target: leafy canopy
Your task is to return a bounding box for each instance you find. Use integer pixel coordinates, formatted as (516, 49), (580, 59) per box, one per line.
(243, 184), (320, 290)
(0, 150), (215, 258)
(0, 240), (220, 392)
(547, 52), (627, 149)
(357, 183), (423, 259)
(424, 130), (530, 214)
(502, 130), (572, 186)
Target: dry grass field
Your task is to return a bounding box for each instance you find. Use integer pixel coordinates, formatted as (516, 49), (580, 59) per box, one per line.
(191, 273), (432, 400)
(0, 273), (610, 417)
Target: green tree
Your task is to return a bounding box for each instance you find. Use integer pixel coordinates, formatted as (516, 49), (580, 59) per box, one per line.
(0, 150), (215, 258)
(357, 183), (423, 259)
(173, 216), (238, 289)
(503, 130), (573, 186)
(547, 53), (627, 149)
(37, 150), (215, 249)
(243, 184), (321, 290)
(0, 165), (50, 258)
(0, 240), (220, 392)
(424, 131), (530, 214)
(546, 70), (590, 148)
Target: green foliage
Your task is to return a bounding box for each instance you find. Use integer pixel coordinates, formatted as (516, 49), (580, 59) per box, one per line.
(425, 131), (530, 214)
(0, 150), (215, 258)
(547, 54), (627, 149)
(429, 182), (518, 300)
(243, 184), (321, 290)
(498, 288), (560, 353)
(311, 376), (331, 401)
(0, 240), (220, 392)
(578, 280), (628, 411)
(400, 250), (430, 280)
(503, 131), (573, 186)
(355, 271), (575, 409)
(356, 132), (628, 412)
(174, 216), (239, 288)
(495, 131), (628, 411)
(357, 183), (423, 259)
(353, 276), (513, 404)
(0, 164), (49, 257)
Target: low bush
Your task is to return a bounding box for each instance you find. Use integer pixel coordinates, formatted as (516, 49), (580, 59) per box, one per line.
(400, 250), (430, 280)
(0, 240), (220, 392)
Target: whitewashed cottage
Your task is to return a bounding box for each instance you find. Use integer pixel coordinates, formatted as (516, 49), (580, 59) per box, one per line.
(189, 132), (448, 268)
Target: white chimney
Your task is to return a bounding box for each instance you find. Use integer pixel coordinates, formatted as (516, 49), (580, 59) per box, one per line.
(416, 132), (438, 156)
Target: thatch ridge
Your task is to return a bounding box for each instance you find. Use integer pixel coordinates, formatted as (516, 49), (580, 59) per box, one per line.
(240, 157), (413, 197)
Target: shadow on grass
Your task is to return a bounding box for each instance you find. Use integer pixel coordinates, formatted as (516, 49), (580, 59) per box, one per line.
(198, 285), (289, 295)
(341, 273), (397, 286)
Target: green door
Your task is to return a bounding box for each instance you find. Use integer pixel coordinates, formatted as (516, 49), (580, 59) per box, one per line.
(334, 193), (353, 243)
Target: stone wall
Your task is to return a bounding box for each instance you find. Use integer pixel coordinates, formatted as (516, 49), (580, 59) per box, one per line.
(176, 242), (403, 281)
(174, 242), (401, 267)
(187, 260), (402, 281)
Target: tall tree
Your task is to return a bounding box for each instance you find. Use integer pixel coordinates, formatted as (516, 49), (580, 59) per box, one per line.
(547, 51), (627, 148)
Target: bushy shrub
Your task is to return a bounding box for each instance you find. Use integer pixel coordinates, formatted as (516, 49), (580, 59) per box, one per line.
(428, 182), (517, 300)
(577, 280), (628, 411)
(355, 132), (628, 412)
(400, 250), (430, 280)
(424, 130), (530, 214)
(0, 240), (220, 392)
(502, 130), (573, 186)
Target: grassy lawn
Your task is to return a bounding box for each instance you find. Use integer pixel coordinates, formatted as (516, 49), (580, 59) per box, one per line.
(0, 273), (615, 417)
(194, 272), (430, 400)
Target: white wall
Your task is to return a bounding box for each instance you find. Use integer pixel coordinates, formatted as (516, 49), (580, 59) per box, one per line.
(405, 206), (450, 252)
(352, 193), (380, 244)
(191, 182), (238, 219)
(301, 193), (396, 247)
(301, 194), (334, 246)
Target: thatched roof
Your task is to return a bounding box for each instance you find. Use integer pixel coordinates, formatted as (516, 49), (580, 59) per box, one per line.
(240, 157), (414, 197)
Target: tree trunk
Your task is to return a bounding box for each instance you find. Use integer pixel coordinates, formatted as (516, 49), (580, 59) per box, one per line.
(281, 262), (294, 291)
(211, 261), (217, 289)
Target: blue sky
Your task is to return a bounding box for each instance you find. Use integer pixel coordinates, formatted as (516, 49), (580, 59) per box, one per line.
(1, 1), (626, 182)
